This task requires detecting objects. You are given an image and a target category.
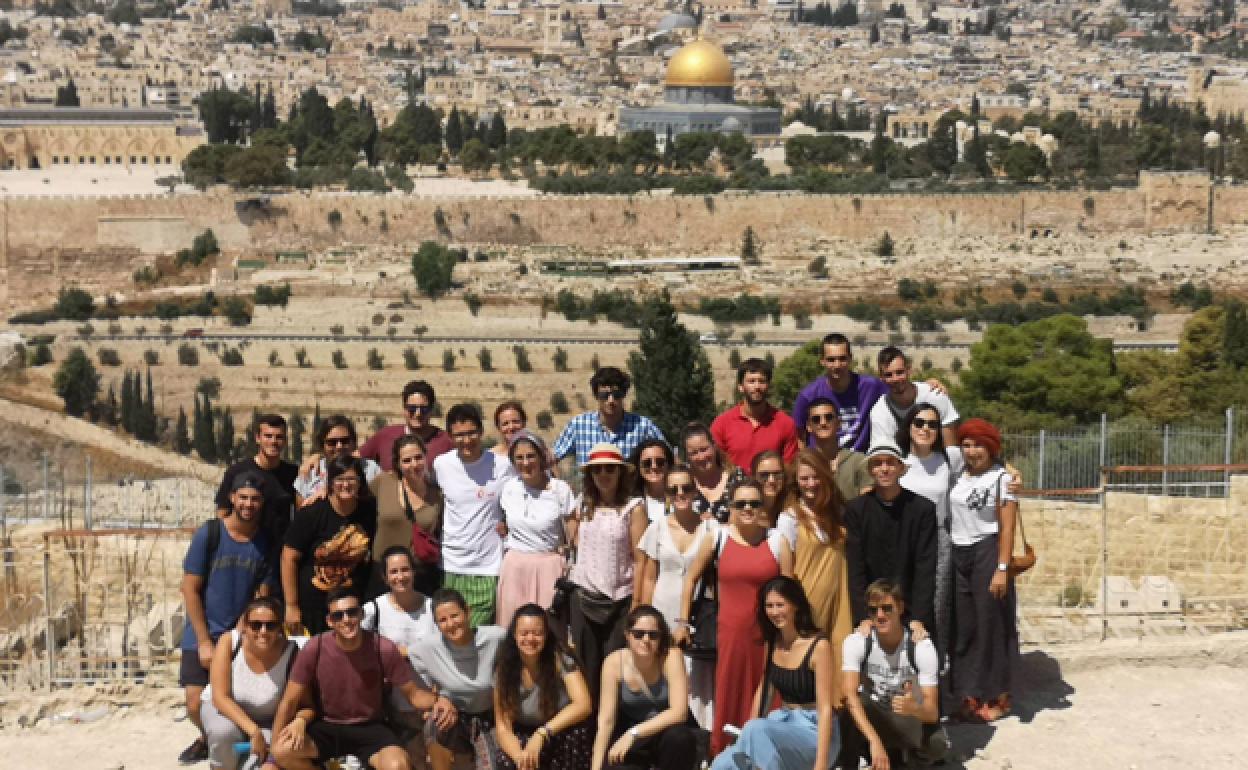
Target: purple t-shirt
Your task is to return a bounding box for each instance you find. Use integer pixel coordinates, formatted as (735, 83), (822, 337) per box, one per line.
(359, 425), (454, 472)
(792, 373), (889, 452)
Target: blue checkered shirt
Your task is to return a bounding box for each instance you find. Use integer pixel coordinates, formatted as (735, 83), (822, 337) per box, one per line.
(553, 411), (668, 466)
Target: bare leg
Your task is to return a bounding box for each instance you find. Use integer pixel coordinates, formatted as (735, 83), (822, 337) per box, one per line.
(370, 745), (412, 770)
(185, 685), (205, 736)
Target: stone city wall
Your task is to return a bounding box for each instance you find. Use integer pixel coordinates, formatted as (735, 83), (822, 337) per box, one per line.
(0, 173), (1229, 311)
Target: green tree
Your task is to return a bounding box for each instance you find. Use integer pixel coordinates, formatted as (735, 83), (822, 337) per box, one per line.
(1002, 143), (1048, 182)
(772, 338), (823, 411)
(442, 349), (456, 371)
(1223, 301), (1248, 370)
(445, 106), (464, 155)
(54, 287), (94, 320)
(332, 350), (347, 369)
(552, 347), (569, 372)
(182, 143), (243, 189)
(173, 406), (191, 454)
(403, 348), (420, 369)
(411, 241), (457, 299)
(55, 77), (80, 107)
(216, 407), (235, 464)
(224, 144), (291, 188)
(627, 293), (715, 441)
(367, 348), (384, 370)
(53, 347), (100, 418)
(477, 347), (493, 371)
(460, 138), (493, 174)
(289, 410), (306, 463)
(513, 345), (532, 372)
(876, 232), (895, 257)
(222, 296), (252, 326)
(741, 226), (759, 264)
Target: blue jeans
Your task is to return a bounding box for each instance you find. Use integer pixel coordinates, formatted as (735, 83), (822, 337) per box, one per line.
(710, 708), (838, 770)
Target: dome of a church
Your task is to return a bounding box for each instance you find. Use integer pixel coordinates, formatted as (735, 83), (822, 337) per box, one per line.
(657, 13), (697, 33)
(665, 40), (734, 88)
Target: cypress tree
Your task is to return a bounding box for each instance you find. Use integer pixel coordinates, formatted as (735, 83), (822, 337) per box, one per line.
(120, 370), (134, 433)
(217, 408), (235, 464)
(626, 292), (715, 442)
(312, 402), (322, 441)
(174, 407), (191, 455)
(195, 393), (217, 463)
(446, 106), (464, 155)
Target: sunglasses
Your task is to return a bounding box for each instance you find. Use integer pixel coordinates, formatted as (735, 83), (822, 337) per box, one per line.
(629, 629), (661, 641)
(808, 413), (838, 426)
(247, 620), (280, 632)
(328, 606), (363, 622)
(667, 483), (694, 495)
(451, 430), (481, 439)
(732, 499), (763, 510)
(756, 470), (784, 481)
(640, 458), (668, 470)
(325, 436), (353, 447)
(332, 477), (361, 488)
(911, 418), (941, 430)
(595, 388), (627, 402)
(405, 404), (432, 414)
(867, 603), (897, 615)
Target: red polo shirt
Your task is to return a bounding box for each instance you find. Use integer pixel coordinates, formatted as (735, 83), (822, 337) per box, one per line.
(710, 403), (800, 471)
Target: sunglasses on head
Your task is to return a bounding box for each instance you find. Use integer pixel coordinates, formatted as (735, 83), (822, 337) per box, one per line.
(808, 413), (838, 426)
(732, 499), (763, 510)
(405, 404), (432, 414)
(247, 620), (280, 632)
(667, 483), (694, 495)
(325, 436), (353, 447)
(911, 418), (941, 430)
(867, 603), (897, 615)
(629, 629), (661, 641)
(640, 457), (668, 470)
(328, 606), (363, 622)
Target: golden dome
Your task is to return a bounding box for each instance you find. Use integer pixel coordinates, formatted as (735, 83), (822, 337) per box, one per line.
(665, 40), (734, 88)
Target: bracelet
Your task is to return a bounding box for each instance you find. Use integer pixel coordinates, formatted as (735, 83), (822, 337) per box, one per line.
(541, 725), (554, 740)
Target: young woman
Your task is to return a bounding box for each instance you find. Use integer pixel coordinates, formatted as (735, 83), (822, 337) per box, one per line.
(493, 604), (594, 770)
(201, 597), (301, 770)
(631, 439), (674, 525)
(493, 401), (529, 457)
(710, 577), (838, 770)
(497, 432), (576, 629)
(775, 449), (853, 678)
(637, 463), (718, 729)
(591, 606), (698, 770)
(282, 456), (378, 634)
(369, 435), (443, 597)
(568, 443), (648, 700)
(949, 419), (1019, 723)
(682, 423), (745, 523)
(676, 480), (794, 756)
(751, 450), (788, 528)
(414, 589), (507, 770)
(293, 415), (382, 506)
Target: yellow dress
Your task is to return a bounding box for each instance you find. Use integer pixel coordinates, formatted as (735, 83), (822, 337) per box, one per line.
(795, 521), (853, 701)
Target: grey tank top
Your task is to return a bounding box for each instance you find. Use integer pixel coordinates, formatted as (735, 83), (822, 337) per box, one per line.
(618, 656), (669, 727)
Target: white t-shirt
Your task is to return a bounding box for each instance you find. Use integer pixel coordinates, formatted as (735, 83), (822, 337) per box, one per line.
(869, 383), (959, 448)
(842, 630), (939, 706)
(901, 447), (964, 529)
(643, 495), (667, 525)
(362, 593), (438, 706)
(948, 464), (1016, 547)
(499, 477), (576, 552)
(433, 450), (517, 575)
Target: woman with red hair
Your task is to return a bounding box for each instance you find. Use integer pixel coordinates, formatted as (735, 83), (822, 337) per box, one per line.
(948, 418), (1018, 722)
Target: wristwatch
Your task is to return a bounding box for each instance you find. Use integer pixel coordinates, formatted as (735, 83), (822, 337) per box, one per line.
(996, 562), (1009, 572)
(628, 727), (641, 739)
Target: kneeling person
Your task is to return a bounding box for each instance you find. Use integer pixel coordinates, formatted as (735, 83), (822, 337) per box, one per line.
(840, 579), (945, 770)
(272, 588), (452, 770)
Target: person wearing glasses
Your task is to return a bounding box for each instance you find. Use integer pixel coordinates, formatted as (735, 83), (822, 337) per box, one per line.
(432, 403), (517, 628)
(272, 589), (447, 770)
(681, 422), (745, 524)
(631, 439), (675, 525)
(552, 367), (666, 469)
(792, 334), (889, 453)
(804, 398), (873, 503)
(359, 380), (455, 471)
(179, 473), (278, 766)
(774, 450), (853, 688)
(200, 596), (299, 770)
(750, 450), (788, 528)
(591, 606), (697, 770)
(567, 443), (648, 700)
(493, 603), (594, 770)
(282, 457), (378, 635)
(710, 576), (838, 770)
(294, 416), (382, 508)
(412, 589), (507, 770)
(870, 348), (959, 450)
(710, 357), (799, 472)
(636, 463), (718, 728)
(839, 580), (945, 770)
(496, 432), (576, 629)
(369, 435), (444, 597)
(676, 480), (794, 756)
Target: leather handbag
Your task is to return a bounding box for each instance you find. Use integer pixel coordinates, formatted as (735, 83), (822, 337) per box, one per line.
(997, 474), (1036, 578)
(686, 530), (721, 662)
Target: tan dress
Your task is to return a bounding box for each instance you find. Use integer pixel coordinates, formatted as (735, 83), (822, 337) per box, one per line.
(794, 521), (853, 701)
(368, 473), (443, 595)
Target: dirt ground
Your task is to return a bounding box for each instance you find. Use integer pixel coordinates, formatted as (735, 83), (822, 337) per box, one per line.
(1, 633), (1244, 769)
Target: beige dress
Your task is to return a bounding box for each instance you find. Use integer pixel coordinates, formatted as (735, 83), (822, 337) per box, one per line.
(794, 520), (853, 702)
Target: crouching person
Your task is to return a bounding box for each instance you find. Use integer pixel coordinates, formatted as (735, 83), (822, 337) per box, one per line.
(840, 580), (946, 770)
(272, 588), (453, 770)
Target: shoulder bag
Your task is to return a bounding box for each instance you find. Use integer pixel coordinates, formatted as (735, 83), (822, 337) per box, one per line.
(687, 528), (721, 662)
(996, 473), (1036, 577)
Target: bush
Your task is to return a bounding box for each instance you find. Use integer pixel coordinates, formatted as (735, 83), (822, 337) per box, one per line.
(367, 348), (385, 370)
(295, 348), (311, 367)
(330, 324), (345, 336)
(332, 350), (347, 369)
(143, 349), (160, 366)
(477, 347), (493, 371)
(442, 349), (456, 371)
(254, 283), (292, 307)
(221, 348), (244, 366)
(513, 345), (532, 372)
(133, 265), (160, 286)
(536, 410), (554, 430)
(328, 209), (343, 229)
(875, 231), (895, 258)
(550, 391), (570, 414)
(97, 348), (121, 366)
(372, 313), (385, 326)
(552, 347), (569, 372)
(269, 350), (283, 367)
(55, 287), (95, 321)
(403, 348), (421, 370)
(30, 343), (53, 366)
(178, 344), (199, 366)
(222, 296), (252, 326)
(464, 293), (483, 316)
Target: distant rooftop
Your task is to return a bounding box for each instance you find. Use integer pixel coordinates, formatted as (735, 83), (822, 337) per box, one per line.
(0, 108), (182, 125)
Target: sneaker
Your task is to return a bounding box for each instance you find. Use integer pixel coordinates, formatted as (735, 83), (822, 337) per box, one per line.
(178, 738), (208, 765)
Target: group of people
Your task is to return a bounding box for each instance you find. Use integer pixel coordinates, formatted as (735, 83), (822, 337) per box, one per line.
(178, 333), (1024, 770)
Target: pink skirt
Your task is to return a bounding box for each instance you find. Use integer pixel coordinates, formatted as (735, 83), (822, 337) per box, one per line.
(496, 549), (566, 630)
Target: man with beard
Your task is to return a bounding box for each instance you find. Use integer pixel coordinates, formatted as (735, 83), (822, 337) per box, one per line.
(710, 357), (799, 471)
(869, 347), (959, 448)
(215, 413), (298, 545)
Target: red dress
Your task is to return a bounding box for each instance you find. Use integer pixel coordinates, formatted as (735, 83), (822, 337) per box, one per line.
(711, 534), (781, 756)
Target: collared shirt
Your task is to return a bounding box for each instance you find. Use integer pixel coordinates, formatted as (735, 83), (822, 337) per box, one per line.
(792, 373), (890, 452)
(359, 424), (454, 472)
(552, 410), (667, 466)
(710, 402), (800, 471)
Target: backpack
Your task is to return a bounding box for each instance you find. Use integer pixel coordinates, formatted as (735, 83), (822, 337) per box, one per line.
(861, 630), (921, 695)
(199, 518), (271, 596)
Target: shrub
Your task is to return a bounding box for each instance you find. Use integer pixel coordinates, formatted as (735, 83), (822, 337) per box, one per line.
(875, 231), (895, 258)
(550, 391), (570, 414)
(328, 209), (343, 228)
(728, 349), (742, 369)
(330, 324), (345, 336)
(372, 313), (385, 326)
(332, 350), (347, 369)
(477, 347), (493, 371)
(536, 410), (554, 430)
(367, 348), (385, 370)
(97, 348), (121, 366)
(403, 348), (420, 370)
(442, 349), (456, 371)
(269, 350), (283, 367)
(513, 345), (532, 372)
(552, 347), (569, 372)
(254, 283), (292, 307)
(295, 348), (310, 368)
(143, 349), (160, 366)
(178, 344), (199, 366)
(464, 293), (483, 316)
(30, 343), (54, 366)
(221, 348), (244, 366)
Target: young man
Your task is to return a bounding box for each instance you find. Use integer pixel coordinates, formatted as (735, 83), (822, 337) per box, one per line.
(870, 347), (960, 448)
(358, 380), (454, 471)
(844, 440), (938, 637)
(552, 366), (666, 467)
(841, 580), (946, 770)
(805, 397), (873, 502)
(710, 357), (799, 471)
(271, 589), (451, 770)
(432, 403), (517, 627)
(178, 474), (277, 764)
(792, 333), (890, 453)
(215, 413), (298, 545)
